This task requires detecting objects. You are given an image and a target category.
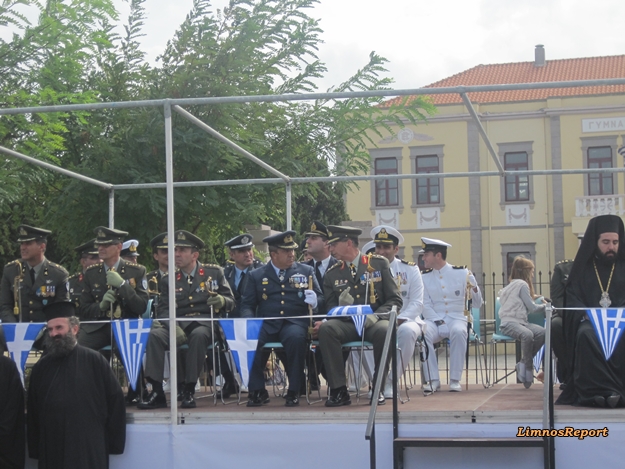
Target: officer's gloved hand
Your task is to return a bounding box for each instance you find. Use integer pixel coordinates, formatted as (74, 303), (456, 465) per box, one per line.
(106, 270), (125, 288)
(338, 287), (354, 306)
(206, 294), (226, 310)
(304, 290), (317, 308)
(99, 290), (117, 311)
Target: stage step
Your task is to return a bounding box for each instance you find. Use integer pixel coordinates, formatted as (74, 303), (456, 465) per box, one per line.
(394, 437), (545, 448)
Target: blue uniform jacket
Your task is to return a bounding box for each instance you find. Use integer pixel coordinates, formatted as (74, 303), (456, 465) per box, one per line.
(240, 262), (324, 333)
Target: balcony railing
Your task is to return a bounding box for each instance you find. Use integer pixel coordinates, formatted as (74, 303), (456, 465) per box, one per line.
(575, 194), (625, 217)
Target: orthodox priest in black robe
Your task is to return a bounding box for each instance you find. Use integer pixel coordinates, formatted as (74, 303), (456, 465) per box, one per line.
(27, 302), (126, 469)
(0, 354), (24, 469)
(557, 214), (625, 408)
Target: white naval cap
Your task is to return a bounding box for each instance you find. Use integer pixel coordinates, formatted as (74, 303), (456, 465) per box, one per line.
(362, 240), (376, 255)
(121, 239), (139, 257)
(420, 237), (452, 252)
(370, 225), (404, 245)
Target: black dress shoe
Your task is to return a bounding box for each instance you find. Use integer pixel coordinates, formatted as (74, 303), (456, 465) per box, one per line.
(285, 390), (299, 407)
(370, 392), (385, 406)
(607, 394), (620, 409)
(594, 395), (606, 408)
(247, 389), (270, 407)
(325, 389), (351, 407)
(181, 391), (196, 409)
(137, 391), (167, 410)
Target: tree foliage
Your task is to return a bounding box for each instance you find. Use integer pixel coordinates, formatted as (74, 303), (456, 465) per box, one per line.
(0, 0), (435, 269)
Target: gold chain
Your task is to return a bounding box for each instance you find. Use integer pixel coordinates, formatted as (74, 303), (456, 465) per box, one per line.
(593, 261), (615, 295)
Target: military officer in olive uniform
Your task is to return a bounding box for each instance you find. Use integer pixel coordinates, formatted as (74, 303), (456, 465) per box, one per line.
(138, 230), (235, 409)
(241, 231), (323, 407)
(318, 225), (403, 407)
(68, 239), (100, 308)
(77, 227), (149, 351)
(0, 225), (70, 350)
(145, 233), (170, 314)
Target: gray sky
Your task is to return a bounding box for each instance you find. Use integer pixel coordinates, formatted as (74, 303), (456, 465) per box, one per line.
(127, 0), (625, 92)
(5, 0), (625, 91)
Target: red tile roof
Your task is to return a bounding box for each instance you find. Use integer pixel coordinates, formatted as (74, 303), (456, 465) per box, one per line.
(383, 55), (625, 106)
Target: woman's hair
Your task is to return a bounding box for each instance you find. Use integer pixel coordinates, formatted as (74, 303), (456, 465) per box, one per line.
(509, 256), (536, 297)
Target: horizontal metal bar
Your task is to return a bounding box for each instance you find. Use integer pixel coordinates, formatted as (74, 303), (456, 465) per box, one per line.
(394, 438), (546, 448)
(0, 145), (112, 189)
(2, 78), (625, 115)
(110, 167), (625, 190)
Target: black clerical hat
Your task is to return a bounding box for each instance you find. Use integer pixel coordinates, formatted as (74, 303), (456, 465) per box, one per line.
(43, 301), (76, 320)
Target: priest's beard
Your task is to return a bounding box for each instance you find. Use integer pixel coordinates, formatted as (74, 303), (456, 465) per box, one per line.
(45, 330), (77, 357)
(595, 248), (618, 266)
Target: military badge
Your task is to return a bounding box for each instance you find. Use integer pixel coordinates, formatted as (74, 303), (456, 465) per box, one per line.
(142, 279), (148, 289)
(129, 278), (136, 288)
(262, 293), (268, 300)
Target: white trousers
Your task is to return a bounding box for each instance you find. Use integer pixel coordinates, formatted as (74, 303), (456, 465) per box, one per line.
(423, 317), (467, 382)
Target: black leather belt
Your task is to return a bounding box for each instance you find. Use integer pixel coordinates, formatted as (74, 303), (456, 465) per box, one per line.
(434, 320), (445, 326)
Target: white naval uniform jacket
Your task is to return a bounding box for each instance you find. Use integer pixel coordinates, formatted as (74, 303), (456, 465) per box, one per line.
(389, 258), (424, 322)
(422, 263), (482, 322)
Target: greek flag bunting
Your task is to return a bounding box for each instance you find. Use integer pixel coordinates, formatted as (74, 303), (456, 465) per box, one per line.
(327, 305), (374, 337)
(586, 308), (625, 361)
(112, 318), (152, 391)
(220, 318), (263, 388)
(3, 322), (45, 387)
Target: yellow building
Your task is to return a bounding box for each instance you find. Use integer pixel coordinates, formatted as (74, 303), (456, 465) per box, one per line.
(347, 46), (625, 286)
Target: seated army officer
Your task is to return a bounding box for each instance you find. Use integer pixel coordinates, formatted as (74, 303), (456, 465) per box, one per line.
(139, 230), (235, 409)
(240, 231), (323, 407)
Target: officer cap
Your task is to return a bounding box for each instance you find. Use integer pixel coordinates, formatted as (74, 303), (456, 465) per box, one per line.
(94, 226), (128, 245)
(74, 239), (98, 256)
(421, 237), (452, 253)
(174, 230), (205, 250)
(362, 240), (376, 255)
(370, 225), (404, 245)
(121, 239), (140, 258)
(305, 221), (330, 238)
(326, 225), (362, 244)
(225, 233), (254, 250)
(17, 225), (51, 243)
(150, 232), (168, 250)
(263, 230), (299, 249)
(43, 301), (76, 321)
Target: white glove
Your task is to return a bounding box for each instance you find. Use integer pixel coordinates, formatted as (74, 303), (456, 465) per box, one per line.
(468, 273), (478, 288)
(338, 287), (354, 306)
(304, 290), (317, 308)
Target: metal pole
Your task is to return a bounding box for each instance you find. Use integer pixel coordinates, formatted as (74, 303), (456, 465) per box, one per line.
(108, 190), (115, 229)
(164, 100), (179, 423)
(286, 182), (292, 231)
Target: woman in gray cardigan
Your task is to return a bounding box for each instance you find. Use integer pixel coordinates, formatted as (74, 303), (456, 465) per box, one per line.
(498, 257), (546, 388)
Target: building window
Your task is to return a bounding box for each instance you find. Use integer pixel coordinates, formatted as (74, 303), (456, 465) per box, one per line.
(410, 145), (444, 208)
(415, 155), (440, 205)
(504, 152), (529, 202)
(501, 243), (536, 281)
(587, 146), (613, 196)
(374, 157), (398, 207)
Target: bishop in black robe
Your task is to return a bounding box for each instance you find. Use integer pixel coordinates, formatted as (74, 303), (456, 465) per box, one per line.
(0, 355), (25, 469)
(557, 214), (625, 407)
(27, 343), (126, 468)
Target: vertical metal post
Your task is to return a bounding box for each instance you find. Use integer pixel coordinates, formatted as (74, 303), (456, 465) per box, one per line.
(108, 189), (115, 228)
(164, 100), (179, 423)
(286, 182), (292, 231)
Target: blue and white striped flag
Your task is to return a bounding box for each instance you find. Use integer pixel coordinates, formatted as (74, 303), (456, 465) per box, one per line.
(3, 322), (45, 387)
(220, 318), (263, 388)
(533, 345), (544, 373)
(327, 305), (374, 337)
(586, 308), (625, 361)
(112, 318), (152, 391)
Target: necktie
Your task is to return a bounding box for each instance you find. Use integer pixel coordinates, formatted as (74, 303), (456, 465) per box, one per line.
(30, 268), (36, 284)
(278, 269), (286, 282)
(314, 261), (323, 287)
(237, 272), (246, 292)
(349, 263), (357, 279)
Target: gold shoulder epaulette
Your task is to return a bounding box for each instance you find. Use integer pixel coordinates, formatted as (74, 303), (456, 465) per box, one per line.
(5, 259), (20, 267)
(556, 259), (573, 265)
(326, 261), (342, 273)
(422, 268), (433, 274)
(86, 263), (103, 271)
(400, 259), (416, 266)
(452, 265), (467, 270)
(69, 272), (81, 279)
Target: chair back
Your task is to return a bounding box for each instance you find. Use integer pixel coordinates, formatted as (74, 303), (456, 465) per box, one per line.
(469, 307), (481, 341)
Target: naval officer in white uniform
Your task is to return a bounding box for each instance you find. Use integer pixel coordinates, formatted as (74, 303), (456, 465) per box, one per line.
(370, 225), (425, 398)
(420, 237), (482, 392)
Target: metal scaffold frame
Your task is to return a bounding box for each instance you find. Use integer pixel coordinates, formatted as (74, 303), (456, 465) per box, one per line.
(2, 78), (625, 426)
